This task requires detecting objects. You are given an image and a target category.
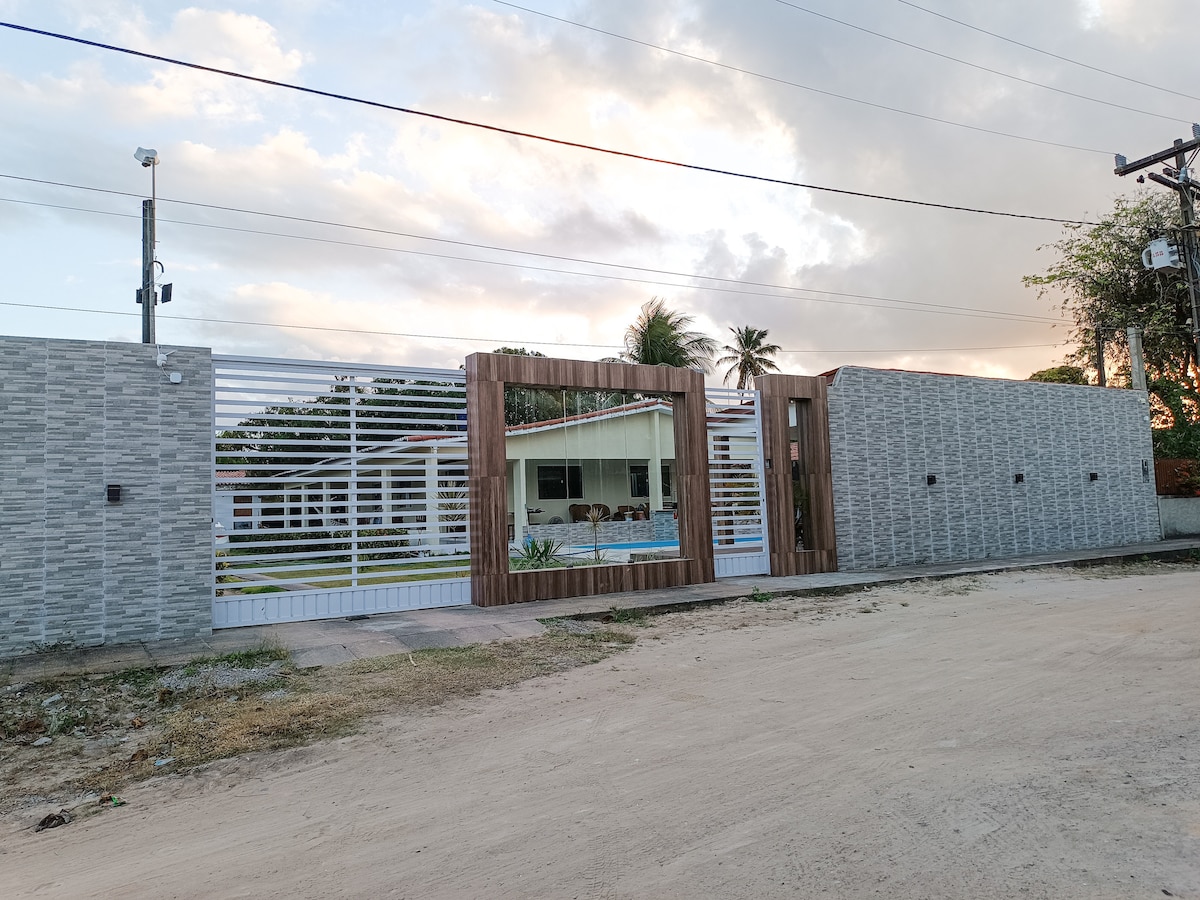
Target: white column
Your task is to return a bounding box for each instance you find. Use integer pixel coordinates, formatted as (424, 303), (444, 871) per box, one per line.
(425, 452), (440, 547)
(649, 410), (665, 511)
(513, 459), (528, 539)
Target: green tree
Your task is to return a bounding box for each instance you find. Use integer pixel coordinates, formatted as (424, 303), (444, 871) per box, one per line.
(716, 325), (782, 389)
(1023, 192), (1200, 448)
(619, 298), (717, 372)
(1027, 365), (1088, 385)
(491, 347), (623, 425)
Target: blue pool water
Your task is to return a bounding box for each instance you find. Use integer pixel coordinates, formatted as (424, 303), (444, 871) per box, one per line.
(566, 536), (760, 551)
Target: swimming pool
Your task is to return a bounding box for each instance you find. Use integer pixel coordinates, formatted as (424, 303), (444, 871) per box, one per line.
(563, 535), (761, 552)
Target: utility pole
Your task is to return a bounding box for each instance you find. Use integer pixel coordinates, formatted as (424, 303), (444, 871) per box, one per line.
(135, 147), (159, 344)
(1127, 326), (1147, 391)
(1114, 130), (1200, 373)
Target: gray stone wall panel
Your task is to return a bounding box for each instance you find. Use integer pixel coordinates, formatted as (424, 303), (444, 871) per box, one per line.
(0, 336), (213, 656)
(827, 367), (1159, 571)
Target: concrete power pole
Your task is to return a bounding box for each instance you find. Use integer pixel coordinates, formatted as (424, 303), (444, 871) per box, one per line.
(1114, 131), (1200, 373)
(141, 197), (156, 344)
(135, 147), (159, 344)
(1127, 326), (1147, 392)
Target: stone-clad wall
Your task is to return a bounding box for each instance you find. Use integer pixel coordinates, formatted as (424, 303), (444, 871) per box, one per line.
(827, 367), (1161, 571)
(0, 336), (212, 656)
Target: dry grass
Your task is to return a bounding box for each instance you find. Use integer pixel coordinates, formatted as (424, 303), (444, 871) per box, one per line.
(3, 626), (638, 813)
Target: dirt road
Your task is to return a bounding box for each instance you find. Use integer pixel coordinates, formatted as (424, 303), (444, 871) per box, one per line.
(4, 566), (1199, 898)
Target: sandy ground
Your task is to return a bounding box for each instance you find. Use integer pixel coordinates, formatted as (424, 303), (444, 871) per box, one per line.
(3, 566), (1199, 899)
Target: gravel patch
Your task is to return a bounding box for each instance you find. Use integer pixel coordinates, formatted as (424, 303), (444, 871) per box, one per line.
(158, 661), (286, 694)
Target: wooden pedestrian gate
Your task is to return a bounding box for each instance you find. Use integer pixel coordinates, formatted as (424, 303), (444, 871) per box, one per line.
(706, 388), (771, 577)
(212, 356), (472, 627)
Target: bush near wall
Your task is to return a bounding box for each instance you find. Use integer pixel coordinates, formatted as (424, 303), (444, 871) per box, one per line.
(1155, 458), (1200, 497)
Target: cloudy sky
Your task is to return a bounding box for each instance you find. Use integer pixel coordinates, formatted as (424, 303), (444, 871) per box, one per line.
(0, 0), (1194, 379)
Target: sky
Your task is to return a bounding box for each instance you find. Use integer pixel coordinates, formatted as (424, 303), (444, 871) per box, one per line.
(0, 0), (1195, 380)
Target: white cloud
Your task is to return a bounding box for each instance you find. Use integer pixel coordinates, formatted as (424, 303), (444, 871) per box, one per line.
(0, 0), (1188, 380)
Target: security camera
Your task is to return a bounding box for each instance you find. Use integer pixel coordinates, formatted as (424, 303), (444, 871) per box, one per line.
(134, 147), (159, 167)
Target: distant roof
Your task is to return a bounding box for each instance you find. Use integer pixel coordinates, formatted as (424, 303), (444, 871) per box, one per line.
(245, 400), (673, 480)
(506, 399), (673, 437)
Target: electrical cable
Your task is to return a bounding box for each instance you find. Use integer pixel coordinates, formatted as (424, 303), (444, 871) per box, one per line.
(0, 174), (1076, 320)
(490, 0), (1109, 156)
(0, 195), (1068, 326)
(0, 301), (1065, 354)
(895, 0), (1200, 104)
(0, 20), (1112, 225)
(771, 0), (1190, 126)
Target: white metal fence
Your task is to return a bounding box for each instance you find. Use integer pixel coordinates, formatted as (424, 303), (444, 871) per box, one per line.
(706, 388), (770, 577)
(212, 356), (471, 627)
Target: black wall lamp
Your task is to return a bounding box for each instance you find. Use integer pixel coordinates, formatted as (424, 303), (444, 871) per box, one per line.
(106, 484), (122, 503)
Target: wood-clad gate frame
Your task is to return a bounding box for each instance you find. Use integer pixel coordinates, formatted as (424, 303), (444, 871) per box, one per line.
(466, 353), (715, 607)
(756, 374), (838, 575)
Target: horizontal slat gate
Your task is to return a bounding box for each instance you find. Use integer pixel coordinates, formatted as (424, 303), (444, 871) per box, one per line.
(707, 388), (770, 577)
(212, 355), (471, 627)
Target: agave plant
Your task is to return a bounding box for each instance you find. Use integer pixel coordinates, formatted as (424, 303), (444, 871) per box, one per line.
(511, 537), (565, 570)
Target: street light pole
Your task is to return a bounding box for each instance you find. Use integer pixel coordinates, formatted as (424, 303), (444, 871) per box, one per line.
(135, 147), (159, 344)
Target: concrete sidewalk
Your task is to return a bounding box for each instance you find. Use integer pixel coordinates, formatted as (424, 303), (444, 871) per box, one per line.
(6, 538), (1199, 680)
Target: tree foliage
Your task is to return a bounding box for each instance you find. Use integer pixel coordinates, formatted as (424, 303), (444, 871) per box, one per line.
(491, 347), (623, 426)
(1027, 365), (1088, 385)
(716, 325), (782, 389)
(216, 376), (465, 471)
(619, 298), (717, 372)
(1023, 191), (1200, 445)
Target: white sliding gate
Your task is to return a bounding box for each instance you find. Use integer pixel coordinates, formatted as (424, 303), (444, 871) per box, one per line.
(706, 388), (771, 577)
(212, 355), (472, 627)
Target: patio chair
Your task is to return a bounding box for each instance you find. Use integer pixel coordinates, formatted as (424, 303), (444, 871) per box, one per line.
(568, 503), (590, 522)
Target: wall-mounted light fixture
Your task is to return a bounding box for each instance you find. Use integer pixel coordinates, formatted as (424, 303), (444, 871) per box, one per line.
(926, 474), (937, 486)
(1014, 473), (1025, 484)
(1089, 472), (1099, 482)
(106, 484), (122, 503)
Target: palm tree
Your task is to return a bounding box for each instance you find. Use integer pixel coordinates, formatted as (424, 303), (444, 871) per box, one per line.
(717, 325), (781, 389)
(620, 298), (717, 372)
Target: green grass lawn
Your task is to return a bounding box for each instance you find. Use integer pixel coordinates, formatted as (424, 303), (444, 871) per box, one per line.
(220, 555), (468, 590)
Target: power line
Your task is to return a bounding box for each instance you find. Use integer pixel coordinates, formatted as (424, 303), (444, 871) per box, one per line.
(0, 301), (618, 349)
(490, 0), (1109, 156)
(0, 20), (1108, 226)
(771, 0), (1191, 126)
(0, 195), (1068, 326)
(0, 301), (1065, 355)
(0, 174), (1074, 321)
(895, 0), (1200, 104)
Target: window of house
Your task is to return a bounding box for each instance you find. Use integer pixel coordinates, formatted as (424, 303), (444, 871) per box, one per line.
(261, 494), (284, 529)
(537, 464), (583, 500)
(629, 464), (649, 498)
(661, 464), (672, 497)
(233, 494), (253, 530)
